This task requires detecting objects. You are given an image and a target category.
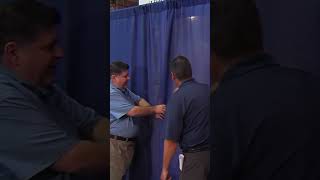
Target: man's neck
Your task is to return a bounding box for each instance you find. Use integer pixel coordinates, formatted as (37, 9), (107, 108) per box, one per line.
(175, 77), (193, 88)
(111, 81), (125, 90)
(215, 52), (262, 83)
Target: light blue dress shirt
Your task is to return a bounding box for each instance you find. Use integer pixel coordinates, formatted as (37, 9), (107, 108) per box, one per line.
(110, 83), (141, 138)
(0, 65), (100, 180)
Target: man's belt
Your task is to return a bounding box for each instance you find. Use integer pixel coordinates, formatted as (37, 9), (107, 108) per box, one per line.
(110, 134), (136, 142)
(182, 146), (209, 153)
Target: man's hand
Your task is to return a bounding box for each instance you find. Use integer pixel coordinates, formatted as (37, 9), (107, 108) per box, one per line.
(155, 113), (165, 120)
(160, 169), (172, 180)
(161, 140), (177, 180)
(52, 141), (107, 174)
(154, 104), (166, 120)
(128, 102), (166, 118)
(154, 104), (166, 114)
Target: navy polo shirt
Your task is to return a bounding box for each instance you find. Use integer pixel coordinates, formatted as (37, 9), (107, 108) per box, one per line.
(165, 79), (210, 151)
(211, 53), (320, 179)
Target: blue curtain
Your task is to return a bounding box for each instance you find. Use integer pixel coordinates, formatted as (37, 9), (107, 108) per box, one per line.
(110, 0), (210, 179)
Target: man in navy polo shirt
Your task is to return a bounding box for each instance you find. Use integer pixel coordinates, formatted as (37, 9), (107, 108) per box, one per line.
(211, 0), (320, 179)
(161, 56), (210, 180)
(110, 61), (166, 180)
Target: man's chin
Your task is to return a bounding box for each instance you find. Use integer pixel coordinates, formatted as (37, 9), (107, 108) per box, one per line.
(39, 77), (55, 88)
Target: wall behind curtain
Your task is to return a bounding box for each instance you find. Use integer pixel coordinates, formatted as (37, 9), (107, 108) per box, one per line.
(256, 0), (320, 76)
(35, 0), (109, 117)
(110, 0), (210, 179)
(36, 0), (108, 179)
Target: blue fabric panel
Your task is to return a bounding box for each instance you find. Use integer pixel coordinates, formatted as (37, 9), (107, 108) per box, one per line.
(110, 1), (210, 179)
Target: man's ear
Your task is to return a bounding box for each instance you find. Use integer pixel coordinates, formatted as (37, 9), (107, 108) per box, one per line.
(111, 74), (116, 80)
(171, 72), (176, 80)
(3, 41), (19, 66)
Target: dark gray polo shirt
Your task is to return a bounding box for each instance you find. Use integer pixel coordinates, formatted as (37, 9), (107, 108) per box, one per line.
(165, 79), (210, 151)
(211, 53), (320, 179)
(0, 66), (100, 180)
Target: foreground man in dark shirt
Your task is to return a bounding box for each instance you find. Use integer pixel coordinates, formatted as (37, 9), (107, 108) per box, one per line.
(161, 56), (210, 180)
(0, 0), (107, 179)
(211, 0), (320, 179)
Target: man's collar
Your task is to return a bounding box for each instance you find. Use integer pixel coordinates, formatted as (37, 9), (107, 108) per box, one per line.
(0, 65), (54, 98)
(221, 53), (277, 83)
(110, 82), (126, 92)
(0, 65), (34, 86)
(0, 65), (19, 81)
(179, 78), (194, 88)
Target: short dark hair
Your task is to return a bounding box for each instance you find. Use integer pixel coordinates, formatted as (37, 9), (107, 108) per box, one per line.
(212, 0), (263, 59)
(170, 56), (192, 80)
(110, 61), (129, 75)
(0, 0), (61, 55)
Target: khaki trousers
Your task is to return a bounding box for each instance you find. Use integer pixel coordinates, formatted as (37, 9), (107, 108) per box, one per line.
(110, 138), (135, 180)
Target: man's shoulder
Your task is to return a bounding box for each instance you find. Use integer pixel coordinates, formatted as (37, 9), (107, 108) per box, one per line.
(221, 64), (315, 88)
(110, 84), (118, 93)
(185, 80), (209, 89)
(109, 83), (121, 93)
(262, 66), (318, 89)
(0, 75), (26, 102)
(178, 81), (210, 97)
(172, 85), (208, 102)
(194, 81), (210, 90)
(215, 65), (320, 106)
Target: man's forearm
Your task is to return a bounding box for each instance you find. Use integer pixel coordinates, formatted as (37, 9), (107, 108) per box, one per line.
(52, 141), (108, 174)
(127, 106), (156, 117)
(137, 98), (151, 107)
(128, 99), (165, 118)
(162, 139), (178, 171)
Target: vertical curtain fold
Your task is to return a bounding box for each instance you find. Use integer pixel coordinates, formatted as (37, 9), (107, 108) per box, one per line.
(110, 0), (209, 179)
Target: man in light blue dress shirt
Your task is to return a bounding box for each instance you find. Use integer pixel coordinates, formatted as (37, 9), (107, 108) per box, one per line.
(110, 61), (166, 180)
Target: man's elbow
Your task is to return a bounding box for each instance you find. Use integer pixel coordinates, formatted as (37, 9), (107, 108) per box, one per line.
(52, 157), (84, 173)
(51, 141), (107, 174)
(127, 106), (138, 117)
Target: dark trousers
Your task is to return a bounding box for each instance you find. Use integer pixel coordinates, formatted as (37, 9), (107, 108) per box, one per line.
(180, 150), (210, 180)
